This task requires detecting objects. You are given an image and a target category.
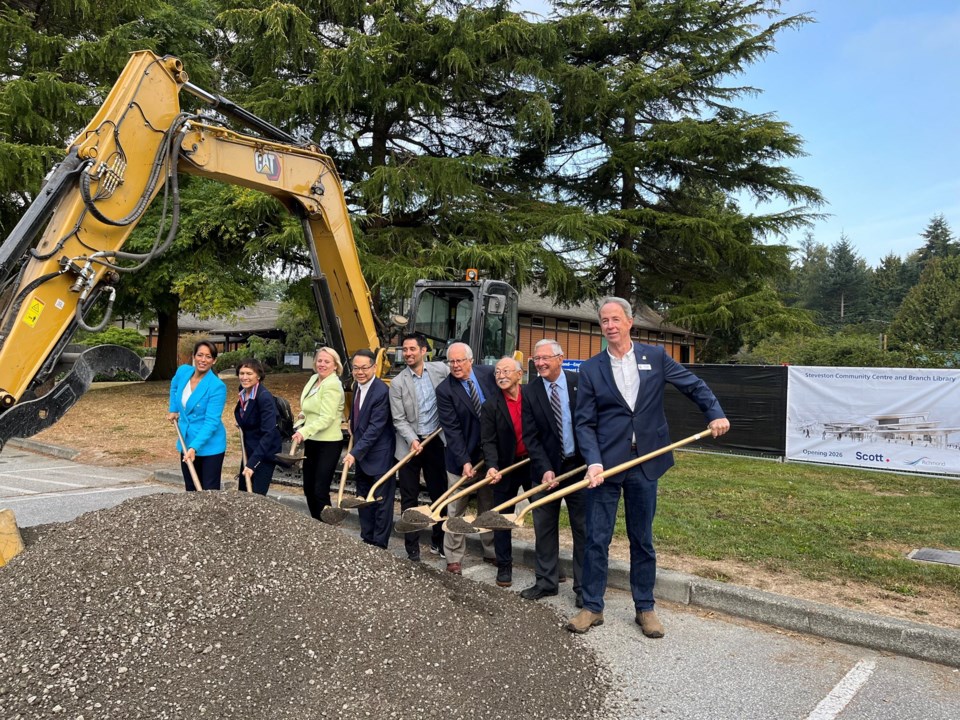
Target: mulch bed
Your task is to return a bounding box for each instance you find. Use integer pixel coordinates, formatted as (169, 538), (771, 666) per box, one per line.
(0, 493), (612, 719)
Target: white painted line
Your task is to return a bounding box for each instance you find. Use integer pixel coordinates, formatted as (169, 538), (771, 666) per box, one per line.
(25, 477), (86, 488)
(0, 465), (76, 476)
(0, 484), (39, 495)
(42, 468), (135, 482)
(805, 658), (878, 720)
(0, 486), (163, 503)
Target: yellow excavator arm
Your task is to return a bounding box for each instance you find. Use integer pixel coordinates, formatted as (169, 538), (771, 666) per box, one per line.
(0, 51), (383, 449)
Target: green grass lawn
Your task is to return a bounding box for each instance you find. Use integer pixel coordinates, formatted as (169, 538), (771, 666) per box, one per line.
(588, 452), (960, 598)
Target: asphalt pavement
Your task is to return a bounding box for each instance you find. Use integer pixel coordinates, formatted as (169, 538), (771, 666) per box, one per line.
(3, 436), (960, 675)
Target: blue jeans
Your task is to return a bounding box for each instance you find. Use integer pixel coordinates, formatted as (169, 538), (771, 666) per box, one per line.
(580, 465), (658, 613)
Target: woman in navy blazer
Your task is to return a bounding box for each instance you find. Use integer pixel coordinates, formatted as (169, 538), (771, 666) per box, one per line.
(167, 340), (228, 491)
(234, 358), (282, 496)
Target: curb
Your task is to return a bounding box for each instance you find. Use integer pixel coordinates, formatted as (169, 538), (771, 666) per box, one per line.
(19, 443), (960, 668)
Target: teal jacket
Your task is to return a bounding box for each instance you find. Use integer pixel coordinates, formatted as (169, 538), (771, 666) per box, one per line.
(169, 364), (227, 456)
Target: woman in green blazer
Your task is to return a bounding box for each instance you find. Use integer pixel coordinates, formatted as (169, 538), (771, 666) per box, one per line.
(293, 347), (346, 518)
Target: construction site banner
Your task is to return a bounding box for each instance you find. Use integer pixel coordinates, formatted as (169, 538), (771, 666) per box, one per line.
(785, 366), (960, 476)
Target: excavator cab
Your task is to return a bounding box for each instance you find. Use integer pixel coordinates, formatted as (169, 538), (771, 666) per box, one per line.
(405, 276), (519, 366)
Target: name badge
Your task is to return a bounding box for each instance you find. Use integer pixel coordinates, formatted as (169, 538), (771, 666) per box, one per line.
(638, 363), (652, 371)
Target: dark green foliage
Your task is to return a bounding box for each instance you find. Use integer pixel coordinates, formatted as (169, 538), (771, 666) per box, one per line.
(889, 256), (960, 353)
(74, 326), (148, 355)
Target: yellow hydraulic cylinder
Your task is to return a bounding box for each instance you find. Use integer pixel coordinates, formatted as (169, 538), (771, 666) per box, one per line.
(0, 508), (25, 568)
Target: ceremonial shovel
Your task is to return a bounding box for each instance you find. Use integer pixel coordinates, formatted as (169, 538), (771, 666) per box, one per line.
(440, 457), (536, 533)
(275, 413), (306, 466)
(320, 435), (354, 525)
(171, 420), (202, 492)
(471, 428), (713, 531)
(338, 429), (441, 509)
(394, 461), (485, 533)
(394, 460), (506, 532)
(447, 462), (587, 534)
(237, 426), (252, 492)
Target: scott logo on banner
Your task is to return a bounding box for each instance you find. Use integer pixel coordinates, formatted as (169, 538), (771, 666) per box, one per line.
(855, 451), (889, 463)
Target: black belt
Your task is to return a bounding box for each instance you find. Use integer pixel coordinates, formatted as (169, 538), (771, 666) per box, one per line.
(630, 443), (638, 453)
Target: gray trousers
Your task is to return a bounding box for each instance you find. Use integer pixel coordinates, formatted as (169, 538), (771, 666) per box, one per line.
(442, 470), (495, 563)
(531, 469), (587, 594)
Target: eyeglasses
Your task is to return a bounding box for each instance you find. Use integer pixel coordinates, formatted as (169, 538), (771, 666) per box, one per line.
(351, 365), (374, 372)
(448, 358), (469, 365)
(195, 354), (214, 360)
(530, 354), (561, 362)
(494, 369), (520, 377)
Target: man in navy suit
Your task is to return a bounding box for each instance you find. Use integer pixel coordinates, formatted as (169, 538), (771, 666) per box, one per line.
(435, 342), (498, 573)
(344, 349), (396, 549)
(568, 297), (730, 637)
(520, 339), (587, 606)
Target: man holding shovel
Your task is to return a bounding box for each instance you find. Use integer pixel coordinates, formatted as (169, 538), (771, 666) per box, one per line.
(435, 342), (498, 574)
(520, 339), (587, 606)
(390, 333), (450, 562)
(569, 297), (730, 637)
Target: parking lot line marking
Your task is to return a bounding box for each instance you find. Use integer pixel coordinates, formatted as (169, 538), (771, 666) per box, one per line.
(42, 468), (135, 482)
(26, 477), (86, 488)
(0, 465), (76, 476)
(0, 486), (161, 503)
(805, 658), (877, 720)
(0, 484), (39, 495)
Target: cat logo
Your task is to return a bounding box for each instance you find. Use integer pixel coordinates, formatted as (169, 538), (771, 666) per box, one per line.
(255, 151), (281, 181)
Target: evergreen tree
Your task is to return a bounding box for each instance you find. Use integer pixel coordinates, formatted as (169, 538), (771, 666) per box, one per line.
(814, 235), (871, 328)
(916, 214), (957, 273)
(889, 256), (960, 353)
(217, 0), (581, 307)
(540, 0), (824, 321)
(785, 232), (829, 312)
(869, 252), (911, 324)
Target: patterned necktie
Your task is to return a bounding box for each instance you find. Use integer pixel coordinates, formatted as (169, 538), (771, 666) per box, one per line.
(550, 382), (564, 439)
(466, 378), (482, 416)
(352, 386), (362, 424)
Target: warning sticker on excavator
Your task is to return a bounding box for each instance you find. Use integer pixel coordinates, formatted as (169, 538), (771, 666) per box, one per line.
(23, 298), (44, 327)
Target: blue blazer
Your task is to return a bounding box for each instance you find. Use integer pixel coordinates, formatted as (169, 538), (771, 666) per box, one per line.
(436, 364), (498, 474)
(234, 384), (283, 469)
(349, 377), (395, 477)
(575, 343), (724, 482)
(169, 364), (228, 456)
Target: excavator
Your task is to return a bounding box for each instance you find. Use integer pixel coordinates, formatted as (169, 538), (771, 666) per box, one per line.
(0, 50), (519, 453)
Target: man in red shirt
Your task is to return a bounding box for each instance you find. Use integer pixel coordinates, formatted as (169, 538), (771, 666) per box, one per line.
(480, 356), (534, 588)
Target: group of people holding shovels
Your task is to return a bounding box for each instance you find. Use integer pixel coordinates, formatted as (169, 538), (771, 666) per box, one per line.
(167, 295), (730, 640)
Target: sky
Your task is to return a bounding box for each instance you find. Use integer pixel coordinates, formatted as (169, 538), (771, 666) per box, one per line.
(513, 0), (960, 267)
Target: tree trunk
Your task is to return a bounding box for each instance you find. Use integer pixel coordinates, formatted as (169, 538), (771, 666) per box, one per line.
(147, 296), (180, 381)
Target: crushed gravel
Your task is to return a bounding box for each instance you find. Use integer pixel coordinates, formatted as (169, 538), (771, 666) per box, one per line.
(0, 493), (612, 719)
(472, 510), (519, 530)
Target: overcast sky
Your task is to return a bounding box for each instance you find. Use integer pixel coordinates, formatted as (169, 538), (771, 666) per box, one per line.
(513, 0), (960, 266)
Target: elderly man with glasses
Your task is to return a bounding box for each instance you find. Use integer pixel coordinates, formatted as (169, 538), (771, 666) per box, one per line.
(435, 342), (499, 573)
(519, 339), (587, 606)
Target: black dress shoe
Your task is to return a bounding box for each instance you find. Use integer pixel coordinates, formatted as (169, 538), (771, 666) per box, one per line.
(496, 566), (513, 587)
(519, 585), (558, 601)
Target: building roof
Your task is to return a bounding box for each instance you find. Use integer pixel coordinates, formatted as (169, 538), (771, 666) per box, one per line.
(517, 287), (698, 336)
(169, 300), (282, 335)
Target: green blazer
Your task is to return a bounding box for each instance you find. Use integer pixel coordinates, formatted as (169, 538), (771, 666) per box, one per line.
(299, 372), (345, 441)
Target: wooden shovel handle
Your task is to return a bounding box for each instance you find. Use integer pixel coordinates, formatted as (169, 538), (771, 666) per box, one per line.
(490, 463), (587, 513)
(427, 459), (485, 513)
(364, 428), (441, 501)
(515, 428), (712, 524)
(237, 427), (251, 492)
(430, 457), (528, 519)
(335, 436), (355, 506)
(173, 421), (202, 492)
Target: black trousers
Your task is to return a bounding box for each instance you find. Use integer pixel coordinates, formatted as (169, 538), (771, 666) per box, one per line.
(397, 436), (447, 557)
(493, 459), (533, 569)
(181, 452), (224, 491)
(237, 461), (275, 496)
(531, 456), (587, 594)
(302, 438), (344, 519)
(355, 466), (396, 549)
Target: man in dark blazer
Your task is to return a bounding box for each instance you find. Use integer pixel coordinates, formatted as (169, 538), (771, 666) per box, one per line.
(480, 356), (533, 588)
(344, 349), (396, 549)
(520, 339), (587, 606)
(569, 297), (730, 638)
(435, 341), (498, 573)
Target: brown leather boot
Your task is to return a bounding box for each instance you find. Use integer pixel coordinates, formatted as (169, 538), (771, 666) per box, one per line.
(635, 610), (665, 638)
(565, 610), (604, 634)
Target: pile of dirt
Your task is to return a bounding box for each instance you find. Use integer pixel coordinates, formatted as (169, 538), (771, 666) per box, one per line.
(0, 493), (611, 719)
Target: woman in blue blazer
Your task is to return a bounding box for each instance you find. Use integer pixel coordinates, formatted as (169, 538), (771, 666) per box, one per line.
(167, 340), (228, 491)
(234, 358), (282, 496)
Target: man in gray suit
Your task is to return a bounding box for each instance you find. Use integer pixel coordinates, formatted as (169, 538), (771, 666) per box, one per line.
(390, 332), (450, 561)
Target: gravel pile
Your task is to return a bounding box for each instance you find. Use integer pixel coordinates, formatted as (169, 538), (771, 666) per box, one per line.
(0, 493), (611, 719)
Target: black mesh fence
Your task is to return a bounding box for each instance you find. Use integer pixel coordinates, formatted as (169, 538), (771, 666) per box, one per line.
(664, 365), (788, 456)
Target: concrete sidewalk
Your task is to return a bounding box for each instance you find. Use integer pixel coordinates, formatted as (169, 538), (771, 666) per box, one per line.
(10, 437), (960, 669)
